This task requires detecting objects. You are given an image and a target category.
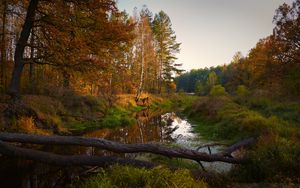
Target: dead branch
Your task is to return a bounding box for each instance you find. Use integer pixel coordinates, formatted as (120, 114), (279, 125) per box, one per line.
(0, 133), (255, 164)
(0, 140), (156, 168)
(221, 138), (255, 156)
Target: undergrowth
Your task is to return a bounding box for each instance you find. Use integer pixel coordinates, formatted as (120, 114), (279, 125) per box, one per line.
(185, 96), (300, 183)
(74, 165), (207, 188)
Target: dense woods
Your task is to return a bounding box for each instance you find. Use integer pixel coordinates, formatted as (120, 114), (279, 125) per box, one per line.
(176, 1), (300, 97)
(0, 0), (180, 100)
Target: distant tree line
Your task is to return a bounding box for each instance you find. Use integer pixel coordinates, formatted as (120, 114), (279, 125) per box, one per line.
(0, 0), (181, 100)
(176, 0), (300, 98)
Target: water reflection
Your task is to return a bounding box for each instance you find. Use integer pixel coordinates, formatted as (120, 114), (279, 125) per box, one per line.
(85, 111), (231, 173)
(85, 111), (196, 147)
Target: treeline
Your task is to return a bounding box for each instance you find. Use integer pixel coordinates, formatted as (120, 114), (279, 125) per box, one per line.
(176, 0), (300, 98)
(0, 0), (181, 99)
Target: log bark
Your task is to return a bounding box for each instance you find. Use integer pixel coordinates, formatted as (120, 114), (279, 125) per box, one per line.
(0, 140), (227, 182)
(0, 133), (255, 165)
(0, 140), (156, 168)
(221, 138), (255, 156)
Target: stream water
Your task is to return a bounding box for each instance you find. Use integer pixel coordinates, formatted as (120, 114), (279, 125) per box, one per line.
(0, 110), (231, 188)
(85, 110), (232, 173)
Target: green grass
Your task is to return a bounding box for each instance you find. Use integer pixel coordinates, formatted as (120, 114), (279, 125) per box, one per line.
(73, 165), (207, 188)
(64, 121), (102, 134)
(101, 107), (135, 128)
(150, 99), (173, 111)
(63, 94), (184, 134)
(244, 97), (300, 125)
(65, 107), (136, 134)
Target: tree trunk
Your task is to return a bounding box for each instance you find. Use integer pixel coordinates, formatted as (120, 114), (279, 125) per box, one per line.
(0, 133), (255, 164)
(8, 0), (39, 98)
(135, 23), (145, 102)
(0, 0), (7, 91)
(29, 29), (35, 93)
(63, 70), (70, 89)
(0, 140), (156, 168)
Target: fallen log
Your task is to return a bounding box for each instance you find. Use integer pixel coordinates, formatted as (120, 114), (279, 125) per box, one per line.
(0, 140), (156, 168)
(0, 133), (255, 164)
(0, 140), (226, 182)
(222, 138), (255, 156)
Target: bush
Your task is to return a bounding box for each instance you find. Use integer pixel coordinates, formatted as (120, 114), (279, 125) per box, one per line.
(236, 85), (249, 97)
(231, 134), (300, 183)
(209, 85), (227, 96)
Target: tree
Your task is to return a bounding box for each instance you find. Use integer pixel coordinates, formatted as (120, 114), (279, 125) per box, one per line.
(134, 8), (157, 100)
(231, 51), (244, 64)
(7, 0), (135, 98)
(273, 0), (300, 63)
(9, 0), (38, 98)
(152, 11), (181, 93)
(0, 0), (8, 92)
(209, 84), (227, 96)
(195, 80), (204, 95)
(207, 71), (218, 88)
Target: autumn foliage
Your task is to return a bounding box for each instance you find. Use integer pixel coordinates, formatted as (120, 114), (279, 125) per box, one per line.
(0, 1), (181, 99)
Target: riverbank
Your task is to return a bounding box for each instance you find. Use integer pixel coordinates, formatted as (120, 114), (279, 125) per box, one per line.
(184, 95), (300, 183)
(0, 93), (192, 135)
(0, 93), (206, 188)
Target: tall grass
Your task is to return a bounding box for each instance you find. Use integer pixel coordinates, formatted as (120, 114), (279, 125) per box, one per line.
(74, 166), (207, 188)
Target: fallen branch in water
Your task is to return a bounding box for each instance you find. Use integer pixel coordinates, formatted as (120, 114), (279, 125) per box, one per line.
(0, 133), (255, 165)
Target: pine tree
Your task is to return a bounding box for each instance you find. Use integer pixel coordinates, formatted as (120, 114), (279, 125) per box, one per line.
(152, 11), (182, 93)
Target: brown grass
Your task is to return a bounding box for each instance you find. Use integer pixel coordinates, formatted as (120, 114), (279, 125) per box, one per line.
(116, 93), (164, 108)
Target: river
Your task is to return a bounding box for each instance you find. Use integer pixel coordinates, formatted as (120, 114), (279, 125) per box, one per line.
(85, 110), (232, 173)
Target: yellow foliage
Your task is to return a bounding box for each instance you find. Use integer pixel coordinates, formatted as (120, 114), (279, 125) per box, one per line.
(15, 116), (50, 135)
(116, 93), (164, 108)
(17, 116), (35, 132)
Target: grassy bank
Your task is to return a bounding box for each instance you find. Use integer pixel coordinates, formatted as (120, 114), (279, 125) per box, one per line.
(0, 93), (185, 135)
(184, 96), (300, 183)
(73, 165), (207, 188)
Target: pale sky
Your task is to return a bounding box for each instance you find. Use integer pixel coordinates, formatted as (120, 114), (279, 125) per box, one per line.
(117, 0), (293, 71)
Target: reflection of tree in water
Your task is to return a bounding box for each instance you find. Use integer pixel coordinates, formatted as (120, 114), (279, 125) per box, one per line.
(160, 113), (179, 142)
(85, 111), (180, 147)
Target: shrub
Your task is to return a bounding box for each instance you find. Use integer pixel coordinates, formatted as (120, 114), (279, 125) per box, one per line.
(17, 116), (35, 132)
(236, 85), (249, 97)
(209, 85), (227, 96)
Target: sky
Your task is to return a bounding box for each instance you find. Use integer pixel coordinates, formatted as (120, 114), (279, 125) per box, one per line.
(117, 0), (293, 72)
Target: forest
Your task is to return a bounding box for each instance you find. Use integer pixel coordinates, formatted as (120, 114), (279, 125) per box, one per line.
(0, 0), (300, 188)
